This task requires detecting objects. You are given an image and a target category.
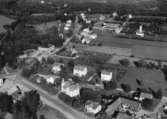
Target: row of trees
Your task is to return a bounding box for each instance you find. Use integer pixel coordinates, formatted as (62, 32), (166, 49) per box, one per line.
(0, 90), (41, 119)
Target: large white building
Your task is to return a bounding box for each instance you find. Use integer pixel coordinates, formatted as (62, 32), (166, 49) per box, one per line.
(101, 70), (113, 82)
(73, 65), (88, 77)
(61, 79), (80, 97)
(85, 100), (102, 114)
(18, 45), (57, 63)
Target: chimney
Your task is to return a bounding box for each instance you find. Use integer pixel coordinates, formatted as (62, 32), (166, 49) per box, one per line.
(139, 25), (143, 33)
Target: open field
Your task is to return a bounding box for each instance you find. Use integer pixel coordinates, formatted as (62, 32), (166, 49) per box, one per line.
(95, 30), (167, 48)
(38, 105), (67, 119)
(118, 68), (167, 95)
(132, 45), (167, 61)
(92, 30), (167, 61)
(0, 15), (15, 32)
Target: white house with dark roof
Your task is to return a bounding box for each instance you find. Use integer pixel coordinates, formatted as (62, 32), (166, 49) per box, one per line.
(101, 70), (113, 81)
(61, 79), (80, 97)
(73, 65), (88, 77)
(85, 100), (102, 114)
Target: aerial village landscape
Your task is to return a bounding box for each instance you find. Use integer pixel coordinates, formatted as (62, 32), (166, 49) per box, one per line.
(1, 0), (167, 119)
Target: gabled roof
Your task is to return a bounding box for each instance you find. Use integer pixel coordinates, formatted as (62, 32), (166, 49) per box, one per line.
(74, 65), (87, 71)
(62, 80), (80, 91)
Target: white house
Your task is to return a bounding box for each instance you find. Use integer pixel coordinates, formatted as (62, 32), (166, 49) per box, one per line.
(61, 79), (80, 97)
(64, 20), (72, 31)
(139, 92), (153, 101)
(101, 70), (113, 82)
(85, 100), (102, 114)
(35, 74), (58, 84)
(52, 63), (63, 74)
(73, 65), (88, 77)
(0, 78), (4, 87)
(46, 76), (56, 84)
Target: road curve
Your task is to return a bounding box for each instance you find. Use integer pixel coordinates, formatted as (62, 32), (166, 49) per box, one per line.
(4, 74), (93, 119)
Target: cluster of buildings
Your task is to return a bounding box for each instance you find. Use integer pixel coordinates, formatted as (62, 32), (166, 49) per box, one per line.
(79, 28), (98, 44)
(85, 93), (167, 119)
(14, 11), (167, 119)
(43, 62), (167, 119)
(18, 45), (58, 63)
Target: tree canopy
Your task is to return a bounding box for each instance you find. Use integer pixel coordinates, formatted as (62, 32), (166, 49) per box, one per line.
(120, 83), (132, 93)
(13, 90), (40, 119)
(141, 99), (156, 111)
(0, 93), (13, 113)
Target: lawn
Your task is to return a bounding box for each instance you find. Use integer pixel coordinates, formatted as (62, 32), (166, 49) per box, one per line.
(38, 105), (67, 119)
(118, 68), (167, 95)
(94, 29), (167, 48)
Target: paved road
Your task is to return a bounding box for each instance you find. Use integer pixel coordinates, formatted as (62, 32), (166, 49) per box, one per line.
(4, 73), (93, 119)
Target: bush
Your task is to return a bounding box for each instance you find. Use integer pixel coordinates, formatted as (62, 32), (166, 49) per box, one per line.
(154, 89), (163, 99)
(103, 81), (117, 90)
(58, 93), (74, 106)
(121, 83), (132, 93)
(119, 59), (130, 66)
(39, 115), (46, 119)
(80, 88), (100, 103)
(72, 99), (82, 109)
(141, 99), (156, 111)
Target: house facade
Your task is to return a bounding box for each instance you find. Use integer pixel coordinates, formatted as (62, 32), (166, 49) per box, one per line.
(101, 70), (113, 82)
(46, 76), (56, 84)
(0, 78), (4, 87)
(73, 65), (88, 77)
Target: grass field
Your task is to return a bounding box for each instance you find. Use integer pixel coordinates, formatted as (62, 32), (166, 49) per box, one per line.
(95, 30), (167, 48)
(94, 29), (167, 60)
(0, 15), (15, 32)
(118, 68), (167, 95)
(38, 105), (67, 119)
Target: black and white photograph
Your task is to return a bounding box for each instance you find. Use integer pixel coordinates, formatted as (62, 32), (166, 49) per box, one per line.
(0, 0), (167, 119)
